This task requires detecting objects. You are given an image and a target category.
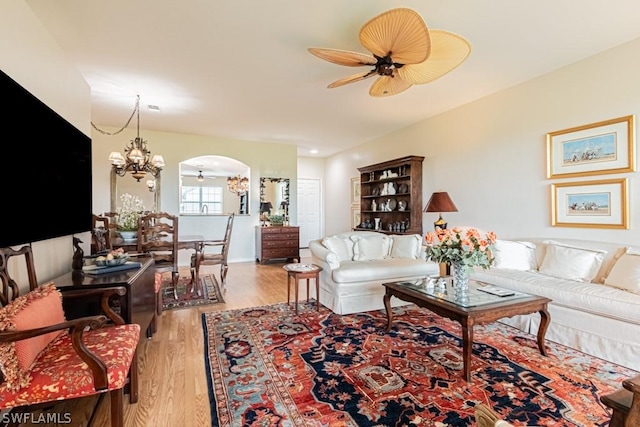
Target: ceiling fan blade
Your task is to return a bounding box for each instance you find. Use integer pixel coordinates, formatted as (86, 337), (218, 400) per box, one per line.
(369, 72), (412, 97)
(308, 48), (376, 67)
(397, 30), (471, 85)
(327, 70), (377, 88)
(359, 8), (430, 65)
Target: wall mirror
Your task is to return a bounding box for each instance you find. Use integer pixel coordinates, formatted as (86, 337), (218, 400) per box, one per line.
(110, 169), (160, 214)
(179, 155), (250, 215)
(260, 177), (290, 220)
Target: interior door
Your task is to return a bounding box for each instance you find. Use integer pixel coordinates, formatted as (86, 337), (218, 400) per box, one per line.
(297, 178), (321, 248)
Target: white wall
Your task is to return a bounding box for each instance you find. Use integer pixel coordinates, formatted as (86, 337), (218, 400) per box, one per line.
(0, 2), (92, 285)
(324, 37), (640, 247)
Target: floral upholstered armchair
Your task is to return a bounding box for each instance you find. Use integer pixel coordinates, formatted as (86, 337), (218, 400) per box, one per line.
(0, 245), (140, 427)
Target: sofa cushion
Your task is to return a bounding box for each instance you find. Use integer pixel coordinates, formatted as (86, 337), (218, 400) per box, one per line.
(350, 234), (391, 261)
(332, 258), (435, 284)
(389, 234), (422, 259)
(322, 235), (354, 261)
(0, 282), (66, 391)
(492, 240), (537, 271)
(471, 268), (640, 325)
(539, 240), (606, 282)
(604, 248), (640, 295)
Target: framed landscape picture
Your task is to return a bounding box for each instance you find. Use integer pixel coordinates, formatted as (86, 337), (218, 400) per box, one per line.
(551, 178), (628, 229)
(351, 206), (361, 229)
(351, 177), (361, 205)
(546, 115), (635, 179)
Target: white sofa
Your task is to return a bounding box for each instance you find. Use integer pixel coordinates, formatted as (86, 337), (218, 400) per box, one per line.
(309, 231), (440, 314)
(470, 238), (640, 371)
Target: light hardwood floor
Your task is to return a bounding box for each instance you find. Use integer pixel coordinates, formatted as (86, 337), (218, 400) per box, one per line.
(31, 254), (311, 427)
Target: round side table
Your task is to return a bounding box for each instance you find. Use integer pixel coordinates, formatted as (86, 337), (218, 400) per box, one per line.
(283, 263), (323, 313)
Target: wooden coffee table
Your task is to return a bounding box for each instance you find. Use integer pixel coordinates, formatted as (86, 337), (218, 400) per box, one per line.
(383, 280), (551, 382)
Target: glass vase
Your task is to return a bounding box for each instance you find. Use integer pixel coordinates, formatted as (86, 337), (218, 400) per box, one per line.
(451, 261), (470, 291)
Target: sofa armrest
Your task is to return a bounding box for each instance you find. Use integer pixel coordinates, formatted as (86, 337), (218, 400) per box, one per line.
(419, 245), (428, 261)
(309, 240), (340, 270)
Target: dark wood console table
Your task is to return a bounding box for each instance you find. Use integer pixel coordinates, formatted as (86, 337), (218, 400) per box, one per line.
(51, 256), (156, 404)
(256, 226), (300, 264)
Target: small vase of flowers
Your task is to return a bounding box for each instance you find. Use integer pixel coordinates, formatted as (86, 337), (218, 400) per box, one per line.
(424, 227), (497, 289)
(116, 193), (145, 239)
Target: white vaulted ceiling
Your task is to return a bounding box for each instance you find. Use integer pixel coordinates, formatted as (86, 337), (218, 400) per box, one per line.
(25, 0), (640, 157)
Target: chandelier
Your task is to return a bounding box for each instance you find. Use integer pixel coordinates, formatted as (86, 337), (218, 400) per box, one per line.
(105, 95), (165, 182)
(227, 175), (249, 195)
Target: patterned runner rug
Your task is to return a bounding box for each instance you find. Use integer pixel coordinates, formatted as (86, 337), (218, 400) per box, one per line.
(162, 274), (224, 310)
(202, 302), (636, 426)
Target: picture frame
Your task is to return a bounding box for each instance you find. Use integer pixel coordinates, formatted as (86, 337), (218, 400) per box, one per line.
(546, 115), (635, 179)
(350, 177), (361, 205)
(351, 206), (361, 229)
(551, 178), (628, 229)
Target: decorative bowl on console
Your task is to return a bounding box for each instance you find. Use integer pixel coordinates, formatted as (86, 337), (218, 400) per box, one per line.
(268, 215), (284, 226)
(95, 249), (129, 267)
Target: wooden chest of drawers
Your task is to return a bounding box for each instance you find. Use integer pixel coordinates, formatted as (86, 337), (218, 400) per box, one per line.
(256, 225), (300, 264)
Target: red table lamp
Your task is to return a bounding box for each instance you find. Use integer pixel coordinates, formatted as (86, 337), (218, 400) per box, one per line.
(424, 191), (458, 230)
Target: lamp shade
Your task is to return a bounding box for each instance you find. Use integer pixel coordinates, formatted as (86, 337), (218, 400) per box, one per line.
(260, 202), (273, 214)
(424, 192), (458, 213)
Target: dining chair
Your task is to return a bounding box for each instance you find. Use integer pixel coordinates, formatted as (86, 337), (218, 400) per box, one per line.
(0, 245), (139, 427)
(137, 211), (180, 301)
(91, 214), (113, 254)
(190, 213), (235, 291)
(0, 246), (38, 305)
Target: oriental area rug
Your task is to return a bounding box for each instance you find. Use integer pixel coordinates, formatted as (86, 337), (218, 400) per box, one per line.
(202, 302), (637, 427)
(162, 274), (224, 311)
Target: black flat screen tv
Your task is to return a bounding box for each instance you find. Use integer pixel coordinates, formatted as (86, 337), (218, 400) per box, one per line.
(1, 69), (92, 248)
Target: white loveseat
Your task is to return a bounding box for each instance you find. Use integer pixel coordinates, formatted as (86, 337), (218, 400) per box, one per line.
(309, 231), (439, 314)
(470, 238), (640, 371)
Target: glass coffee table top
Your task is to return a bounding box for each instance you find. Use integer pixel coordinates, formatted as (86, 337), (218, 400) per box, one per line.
(396, 277), (530, 308)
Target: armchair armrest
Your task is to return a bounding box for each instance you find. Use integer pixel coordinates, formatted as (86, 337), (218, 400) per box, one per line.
(0, 315), (111, 390)
(61, 286), (127, 325)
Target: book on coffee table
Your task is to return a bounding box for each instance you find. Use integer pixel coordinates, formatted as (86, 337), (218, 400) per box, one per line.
(477, 285), (516, 297)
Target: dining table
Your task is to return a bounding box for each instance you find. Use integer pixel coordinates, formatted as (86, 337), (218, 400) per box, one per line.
(111, 234), (205, 252)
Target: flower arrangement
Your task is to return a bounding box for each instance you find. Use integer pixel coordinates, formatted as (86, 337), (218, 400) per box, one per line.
(115, 193), (145, 231)
(424, 227), (497, 269)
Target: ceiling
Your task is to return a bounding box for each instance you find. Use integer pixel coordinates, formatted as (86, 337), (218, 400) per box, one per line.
(25, 0), (640, 158)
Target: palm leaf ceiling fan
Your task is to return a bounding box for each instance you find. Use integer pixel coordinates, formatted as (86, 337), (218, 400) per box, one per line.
(308, 8), (471, 97)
